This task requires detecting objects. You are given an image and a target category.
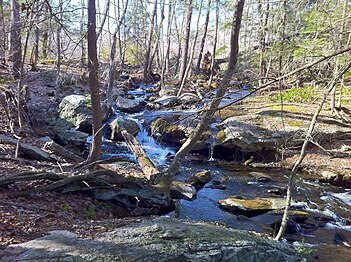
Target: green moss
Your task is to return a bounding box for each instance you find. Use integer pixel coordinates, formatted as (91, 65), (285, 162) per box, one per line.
(287, 120), (303, 127)
(269, 86), (317, 103)
(217, 129), (226, 144)
(268, 105), (302, 112)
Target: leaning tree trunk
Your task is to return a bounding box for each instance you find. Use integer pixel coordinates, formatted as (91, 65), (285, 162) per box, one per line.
(10, 0), (21, 79)
(178, 0), (193, 82)
(165, 0), (245, 177)
(274, 59), (351, 240)
(86, 0), (103, 163)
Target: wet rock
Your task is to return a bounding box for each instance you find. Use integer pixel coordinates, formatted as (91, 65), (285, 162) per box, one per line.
(115, 96), (145, 113)
(108, 117), (140, 141)
(267, 187), (286, 195)
(57, 94), (109, 133)
(218, 197), (288, 216)
(55, 129), (89, 146)
(249, 172), (272, 182)
(170, 181), (197, 201)
(188, 170), (211, 190)
(319, 171), (351, 188)
(150, 118), (186, 144)
(155, 95), (179, 107)
(159, 85), (178, 96)
(210, 176), (228, 190)
(178, 92), (200, 104)
(272, 220), (300, 235)
(267, 210), (309, 223)
(333, 232), (350, 246)
(0, 218), (303, 262)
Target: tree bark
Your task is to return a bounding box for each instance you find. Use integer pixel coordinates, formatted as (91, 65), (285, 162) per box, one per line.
(10, 0), (21, 78)
(0, 0), (5, 63)
(87, 0), (103, 163)
(166, 0), (245, 177)
(143, 0), (158, 79)
(178, 0), (193, 82)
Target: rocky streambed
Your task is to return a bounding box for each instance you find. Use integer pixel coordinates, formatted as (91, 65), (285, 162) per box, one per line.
(36, 76), (351, 261)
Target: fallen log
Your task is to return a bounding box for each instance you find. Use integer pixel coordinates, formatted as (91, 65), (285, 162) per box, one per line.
(0, 134), (61, 162)
(43, 140), (85, 163)
(121, 130), (160, 181)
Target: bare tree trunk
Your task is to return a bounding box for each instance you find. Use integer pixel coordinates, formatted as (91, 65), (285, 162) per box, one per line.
(274, 59), (351, 240)
(178, 0), (193, 82)
(165, 0), (245, 177)
(41, 2), (50, 59)
(30, 0), (40, 71)
(177, 0), (204, 96)
(330, 0), (347, 113)
(143, 0), (158, 79)
(96, 0), (110, 40)
(87, 0), (103, 163)
(80, 0), (86, 66)
(56, 0), (63, 98)
(0, 0), (5, 63)
(10, 0), (21, 79)
(107, 0), (129, 108)
(161, 0), (176, 86)
(194, 0), (211, 75)
(208, 0), (219, 85)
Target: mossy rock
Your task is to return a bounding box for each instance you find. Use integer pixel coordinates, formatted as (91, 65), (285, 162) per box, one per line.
(218, 197), (287, 216)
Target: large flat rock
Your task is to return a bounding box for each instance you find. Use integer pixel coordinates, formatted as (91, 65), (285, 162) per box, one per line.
(0, 218), (302, 262)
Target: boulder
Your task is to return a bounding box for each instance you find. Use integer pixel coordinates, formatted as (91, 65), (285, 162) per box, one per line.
(170, 181), (197, 201)
(150, 118), (186, 144)
(178, 92), (200, 104)
(188, 170), (211, 189)
(155, 95), (179, 107)
(108, 117), (140, 141)
(218, 197), (288, 216)
(58, 94), (109, 133)
(216, 116), (277, 152)
(0, 218), (303, 262)
(55, 129), (89, 146)
(115, 96), (145, 113)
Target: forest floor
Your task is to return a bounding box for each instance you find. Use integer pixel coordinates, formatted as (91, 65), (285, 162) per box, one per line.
(0, 64), (351, 247)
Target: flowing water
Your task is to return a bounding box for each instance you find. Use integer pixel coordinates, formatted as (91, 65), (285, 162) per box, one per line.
(97, 85), (351, 261)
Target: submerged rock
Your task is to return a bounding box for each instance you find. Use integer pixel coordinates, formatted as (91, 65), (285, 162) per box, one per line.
(115, 96), (145, 113)
(155, 95), (179, 107)
(0, 218), (303, 262)
(109, 117), (140, 141)
(218, 197), (288, 216)
(188, 170), (212, 189)
(170, 181), (197, 201)
(150, 118), (186, 144)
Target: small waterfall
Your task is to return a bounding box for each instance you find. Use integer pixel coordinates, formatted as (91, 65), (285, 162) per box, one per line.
(208, 122), (219, 161)
(133, 118), (175, 166)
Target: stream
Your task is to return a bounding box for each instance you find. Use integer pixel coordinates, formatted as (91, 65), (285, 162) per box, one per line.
(97, 84), (351, 261)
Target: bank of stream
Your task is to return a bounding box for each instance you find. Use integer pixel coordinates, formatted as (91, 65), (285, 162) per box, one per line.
(96, 84), (351, 261)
